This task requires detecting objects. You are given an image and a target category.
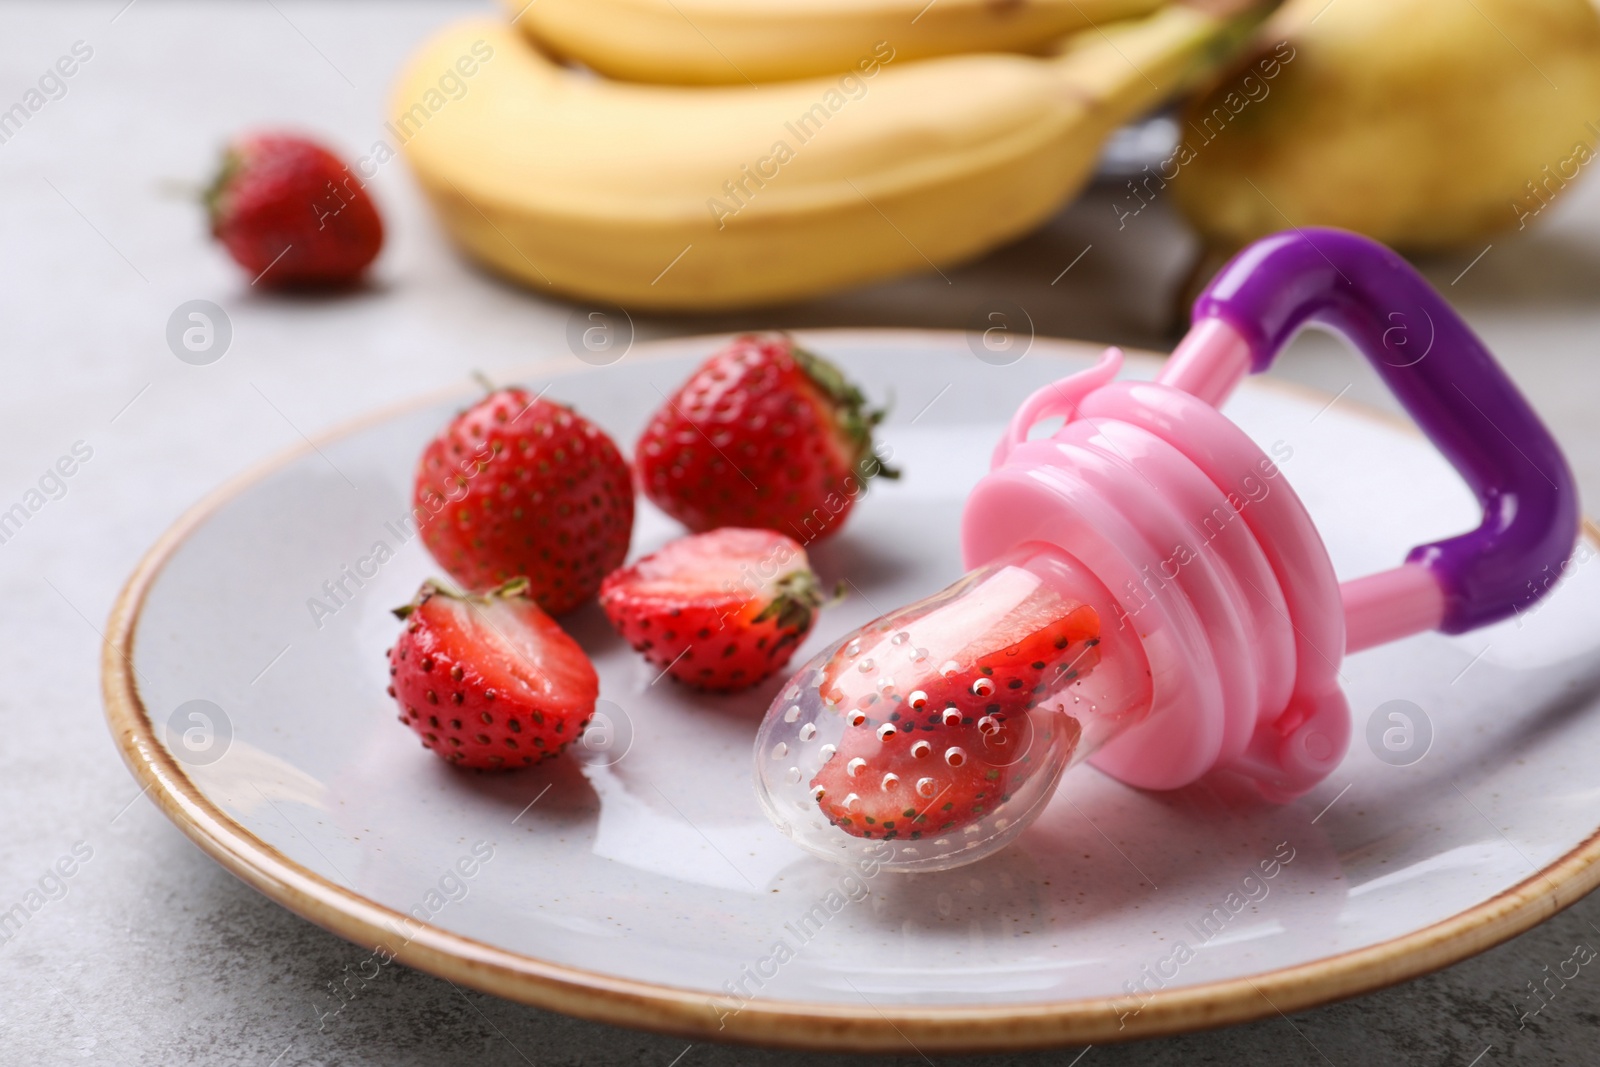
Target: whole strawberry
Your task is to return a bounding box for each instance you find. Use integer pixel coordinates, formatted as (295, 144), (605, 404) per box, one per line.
(600, 528), (825, 691)
(206, 132), (382, 287)
(635, 335), (896, 542)
(388, 579), (599, 770)
(415, 386), (634, 615)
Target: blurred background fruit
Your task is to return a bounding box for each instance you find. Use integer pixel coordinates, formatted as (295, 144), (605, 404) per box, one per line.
(1173, 0), (1600, 252)
(395, 6), (1256, 310)
(501, 0), (1167, 85)
(206, 132), (383, 288)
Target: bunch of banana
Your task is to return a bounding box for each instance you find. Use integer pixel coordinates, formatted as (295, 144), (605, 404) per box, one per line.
(394, 4), (1255, 310)
(501, 0), (1167, 85)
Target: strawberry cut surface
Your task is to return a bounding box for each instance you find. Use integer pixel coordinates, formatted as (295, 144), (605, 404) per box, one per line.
(600, 528), (823, 692)
(801, 555), (1119, 840)
(388, 580), (598, 769)
(819, 567), (1103, 730)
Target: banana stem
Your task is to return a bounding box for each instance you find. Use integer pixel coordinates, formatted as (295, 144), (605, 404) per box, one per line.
(1052, 2), (1266, 134)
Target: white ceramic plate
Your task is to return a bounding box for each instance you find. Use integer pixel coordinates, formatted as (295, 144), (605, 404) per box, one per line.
(104, 330), (1600, 1052)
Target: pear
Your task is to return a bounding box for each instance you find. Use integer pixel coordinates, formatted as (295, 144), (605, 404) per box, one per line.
(1171, 0), (1600, 251)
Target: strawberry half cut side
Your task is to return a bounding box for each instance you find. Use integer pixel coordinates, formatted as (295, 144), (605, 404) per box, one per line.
(388, 578), (599, 769)
(600, 528), (827, 691)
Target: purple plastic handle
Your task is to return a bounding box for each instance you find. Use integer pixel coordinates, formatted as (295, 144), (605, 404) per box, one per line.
(1194, 228), (1580, 634)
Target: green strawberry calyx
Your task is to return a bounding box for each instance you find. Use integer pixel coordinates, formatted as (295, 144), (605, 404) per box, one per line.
(202, 147), (244, 237)
(752, 567), (837, 642)
(789, 341), (902, 485)
(392, 576), (534, 620)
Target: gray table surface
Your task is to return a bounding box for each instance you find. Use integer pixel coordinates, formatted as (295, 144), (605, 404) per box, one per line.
(4, 2), (1600, 1064)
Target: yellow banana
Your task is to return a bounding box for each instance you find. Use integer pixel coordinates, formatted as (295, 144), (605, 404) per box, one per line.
(502, 0), (1167, 85)
(394, 6), (1248, 310)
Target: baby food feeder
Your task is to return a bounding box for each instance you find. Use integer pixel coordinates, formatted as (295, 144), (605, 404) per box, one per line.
(754, 229), (1580, 873)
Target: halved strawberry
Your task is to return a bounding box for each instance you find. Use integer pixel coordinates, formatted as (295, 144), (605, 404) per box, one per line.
(810, 712), (1080, 840)
(387, 578), (598, 769)
(808, 560), (1104, 838)
(600, 528), (825, 692)
(819, 574), (1102, 730)
(912, 606), (1101, 722)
